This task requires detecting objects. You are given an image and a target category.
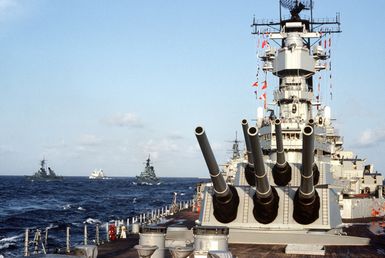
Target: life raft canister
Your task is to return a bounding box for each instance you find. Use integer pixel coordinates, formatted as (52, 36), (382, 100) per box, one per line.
(109, 224), (117, 241)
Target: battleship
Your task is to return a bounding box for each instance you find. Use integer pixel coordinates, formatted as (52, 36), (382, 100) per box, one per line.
(136, 155), (160, 185)
(250, 1), (385, 222)
(27, 159), (63, 181)
(213, 2), (385, 222)
(192, 0), (384, 255)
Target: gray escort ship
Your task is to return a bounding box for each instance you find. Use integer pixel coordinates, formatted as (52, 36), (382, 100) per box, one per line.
(27, 159), (63, 181)
(136, 155), (160, 185)
(221, 134), (243, 185)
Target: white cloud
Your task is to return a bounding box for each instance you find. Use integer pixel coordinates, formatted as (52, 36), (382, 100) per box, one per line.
(44, 140), (68, 149)
(355, 128), (385, 148)
(0, 144), (13, 154)
(42, 135), (103, 159)
(0, 0), (18, 11)
(0, 0), (22, 20)
(78, 134), (102, 146)
(103, 112), (143, 127)
(167, 131), (185, 140)
(142, 138), (180, 159)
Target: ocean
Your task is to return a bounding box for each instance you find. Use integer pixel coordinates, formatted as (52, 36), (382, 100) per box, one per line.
(0, 176), (201, 257)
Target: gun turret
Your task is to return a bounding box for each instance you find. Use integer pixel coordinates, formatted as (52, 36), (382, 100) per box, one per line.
(195, 126), (239, 223)
(272, 119), (292, 186)
(241, 119), (255, 186)
(248, 126), (279, 224)
(293, 126), (320, 224)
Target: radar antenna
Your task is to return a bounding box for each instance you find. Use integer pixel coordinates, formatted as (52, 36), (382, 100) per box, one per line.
(253, 0), (340, 36)
(280, 0), (312, 20)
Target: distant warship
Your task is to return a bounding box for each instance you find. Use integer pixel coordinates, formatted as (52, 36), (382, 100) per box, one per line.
(221, 133), (243, 184)
(136, 155), (160, 185)
(27, 159), (63, 181)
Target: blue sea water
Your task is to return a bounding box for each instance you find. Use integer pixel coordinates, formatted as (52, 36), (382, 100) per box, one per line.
(0, 176), (201, 257)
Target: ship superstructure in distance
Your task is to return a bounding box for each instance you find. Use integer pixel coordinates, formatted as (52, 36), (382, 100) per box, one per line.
(136, 155), (160, 185)
(221, 133), (245, 185)
(89, 169), (110, 180)
(27, 159), (63, 181)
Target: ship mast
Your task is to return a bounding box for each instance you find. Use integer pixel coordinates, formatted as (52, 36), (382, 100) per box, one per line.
(252, 0), (341, 124)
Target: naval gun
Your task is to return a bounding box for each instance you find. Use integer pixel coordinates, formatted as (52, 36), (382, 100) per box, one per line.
(272, 118), (292, 186)
(241, 119), (255, 186)
(248, 126), (279, 224)
(293, 125), (320, 224)
(195, 126), (240, 223)
(307, 118), (320, 185)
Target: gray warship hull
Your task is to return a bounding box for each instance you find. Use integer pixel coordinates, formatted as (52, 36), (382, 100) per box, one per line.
(136, 155), (160, 185)
(27, 159), (63, 181)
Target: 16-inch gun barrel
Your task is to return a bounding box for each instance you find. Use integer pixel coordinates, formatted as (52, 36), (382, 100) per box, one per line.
(248, 126), (271, 198)
(195, 126), (230, 198)
(272, 119), (292, 186)
(241, 119), (253, 165)
(307, 119), (320, 185)
(248, 126), (279, 224)
(241, 119), (256, 186)
(195, 126), (239, 223)
(300, 126), (315, 199)
(293, 125), (320, 225)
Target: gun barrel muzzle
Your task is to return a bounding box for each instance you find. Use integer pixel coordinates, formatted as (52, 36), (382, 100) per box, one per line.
(247, 126), (271, 198)
(195, 126), (231, 199)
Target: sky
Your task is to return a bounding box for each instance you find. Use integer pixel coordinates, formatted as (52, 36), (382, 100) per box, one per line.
(0, 0), (384, 177)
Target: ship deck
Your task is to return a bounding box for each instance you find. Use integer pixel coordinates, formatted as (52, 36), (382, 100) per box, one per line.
(97, 209), (385, 258)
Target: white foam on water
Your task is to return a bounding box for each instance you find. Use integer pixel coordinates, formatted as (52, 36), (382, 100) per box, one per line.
(62, 204), (72, 210)
(84, 218), (101, 224)
(0, 242), (13, 250)
(0, 235), (19, 244)
(0, 234), (22, 250)
(46, 223), (59, 230)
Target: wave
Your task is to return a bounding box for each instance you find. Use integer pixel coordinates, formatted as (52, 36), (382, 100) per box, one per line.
(0, 242), (17, 251)
(0, 176), (199, 256)
(0, 234), (22, 251)
(84, 218), (101, 224)
(46, 223), (59, 230)
(0, 235), (19, 244)
(62, 204), (72, 210)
